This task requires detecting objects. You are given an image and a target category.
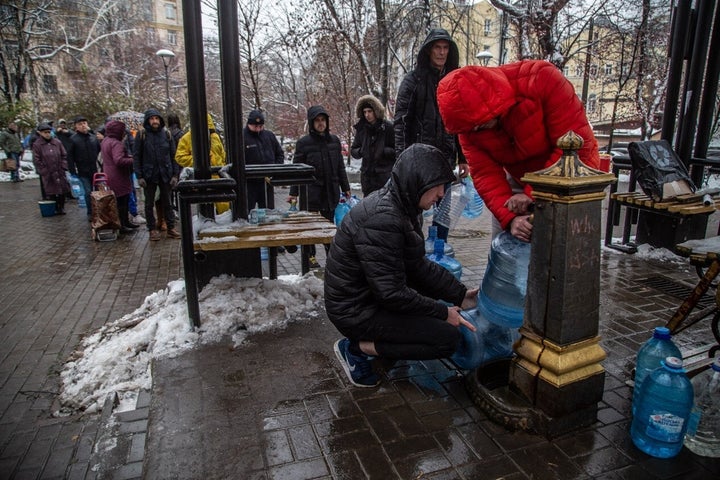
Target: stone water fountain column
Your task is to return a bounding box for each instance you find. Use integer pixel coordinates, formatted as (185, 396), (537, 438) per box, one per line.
(466, 131), (617, 437)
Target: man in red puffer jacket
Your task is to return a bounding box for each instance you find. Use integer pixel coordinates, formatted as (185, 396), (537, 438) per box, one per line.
(437, 60), (600, 242)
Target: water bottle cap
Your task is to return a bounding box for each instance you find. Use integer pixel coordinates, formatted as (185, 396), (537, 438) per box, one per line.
(652, 326), (672, 340)
(712, 357), (720, 372)
(663, 356), (683, 370)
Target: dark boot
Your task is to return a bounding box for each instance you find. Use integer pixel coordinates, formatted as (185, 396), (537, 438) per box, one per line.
(55, 195), (66, 215)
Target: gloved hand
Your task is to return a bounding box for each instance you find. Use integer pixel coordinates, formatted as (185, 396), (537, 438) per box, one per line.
(138, 178), (147, 188)
(170, 176), (178, 188)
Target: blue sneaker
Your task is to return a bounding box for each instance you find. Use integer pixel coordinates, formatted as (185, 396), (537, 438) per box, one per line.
(333, 338), (379, 388)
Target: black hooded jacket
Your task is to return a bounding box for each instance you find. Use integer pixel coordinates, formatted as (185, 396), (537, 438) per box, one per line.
(289, 105), (350, 212)
(393, 28), (464, 166)
(351, 95), (395, 196)
(324, 143), (467, 334)
(132, 108), (179, 183)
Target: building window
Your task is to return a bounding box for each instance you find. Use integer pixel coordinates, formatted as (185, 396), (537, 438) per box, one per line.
(146, 28), (155, 42)
(484, 19), (492, 36)
(563, 66), (569, 77)
(589, 64), (598, 77)
(167, 30), (177, 45)
(587, 94), (597, 113)
(42, 75), (58, 94)
(604, 63), (613, 75)
(575, 65), (583, 77)
(165, 3), (177, 20)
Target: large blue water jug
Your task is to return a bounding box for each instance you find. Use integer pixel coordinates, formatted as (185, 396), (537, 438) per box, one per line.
(478, 232), (531, 327)
(632, 327), (682, 415)
(425, 225), (454, 257)
(451, 307), (519, 370)
(631, 356), (693, 458)
(427, 239), (461, 280)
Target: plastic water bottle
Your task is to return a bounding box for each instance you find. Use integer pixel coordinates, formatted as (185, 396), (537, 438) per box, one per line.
(68, 174), (86, 208)
(289, 199), (298, 212)
(684, 358), (720, 457)
(425, 225), (454, 257)
(451, 306), (519, 370)
(348, 194), (360, 207)
(334, 197), (351, 226)
(478, 231), (531, 327)
(427, 239), (461, 280)
(260, 247), (269, 261)
(631, 356), (694, 458)
(462, 179), (484, 219)
(632, 327), (682, 415)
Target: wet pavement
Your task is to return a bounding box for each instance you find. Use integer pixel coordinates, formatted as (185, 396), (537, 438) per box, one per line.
(1, 178), (720, 479)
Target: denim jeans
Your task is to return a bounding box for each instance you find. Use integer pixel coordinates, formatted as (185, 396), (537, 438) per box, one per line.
(78, 176), (93, 217)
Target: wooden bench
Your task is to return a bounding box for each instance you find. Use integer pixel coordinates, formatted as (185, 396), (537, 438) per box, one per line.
(194, 212), (336, 278)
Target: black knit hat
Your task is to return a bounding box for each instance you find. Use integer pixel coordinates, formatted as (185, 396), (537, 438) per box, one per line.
(247, 109), (265, 125)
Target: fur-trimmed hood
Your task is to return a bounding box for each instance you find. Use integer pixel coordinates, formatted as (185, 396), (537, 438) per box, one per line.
(354, 95), (386, 122)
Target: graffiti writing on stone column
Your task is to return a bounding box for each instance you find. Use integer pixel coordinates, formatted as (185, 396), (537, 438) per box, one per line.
(569, 213), (599, 270)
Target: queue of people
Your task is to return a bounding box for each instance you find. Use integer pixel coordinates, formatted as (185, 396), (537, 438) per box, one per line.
(3, 33), (601, 390)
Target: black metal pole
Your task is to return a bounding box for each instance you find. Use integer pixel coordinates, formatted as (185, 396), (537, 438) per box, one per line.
(164, 62), (171, 114)
(676, 0), (714, 183)
(693, 0), (720, 161)
(218, 0), (247, 220)
(661, 0), (692, 145)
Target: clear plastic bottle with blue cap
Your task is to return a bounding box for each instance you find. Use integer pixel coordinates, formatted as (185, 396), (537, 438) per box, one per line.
(684, 357), (720, 457)
(426, 239), (461, 280)
(425, 225), (454, 257)
(632, 327), (682, 415)
(631, 356), (694, 458)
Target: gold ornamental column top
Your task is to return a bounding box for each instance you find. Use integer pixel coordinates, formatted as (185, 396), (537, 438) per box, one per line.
(522, 131), (616, 199)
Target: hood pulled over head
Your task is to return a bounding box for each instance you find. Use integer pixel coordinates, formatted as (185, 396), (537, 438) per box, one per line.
(104, 120), (125, 140)
(307, 105), (330, 135)
(354, 95), (385, 122)
(437, 66), (515, 134)
(142, 108), (165, 130)
(417, 28), (459, 72)
(390, 144), (455, 216)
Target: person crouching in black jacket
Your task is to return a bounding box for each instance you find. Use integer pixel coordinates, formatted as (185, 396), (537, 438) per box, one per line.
(324, 143), (478, 387)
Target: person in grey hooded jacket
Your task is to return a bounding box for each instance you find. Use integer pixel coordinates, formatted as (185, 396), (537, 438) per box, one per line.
(325, 144), (478, 387)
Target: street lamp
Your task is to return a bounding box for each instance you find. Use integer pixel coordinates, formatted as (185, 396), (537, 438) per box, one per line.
(155, 49), (175, 112)
(476, 51), (494, 66)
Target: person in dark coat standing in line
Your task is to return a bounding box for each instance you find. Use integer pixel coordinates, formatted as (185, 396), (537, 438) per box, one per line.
(32, 123), (71, 214)
(0, 121), (23, 182)
(243, 109), (285, 209)
(101, 120), (138, 234)
(133, 108), (180, 241)
(66, 116), (100, 219)
(325, 144), (478, 387)
(288, 105), (350, 268)
(350, 95), (395, 197)
(394, 28), (469, 241)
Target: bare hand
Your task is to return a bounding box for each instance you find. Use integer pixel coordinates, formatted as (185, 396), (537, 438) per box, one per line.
(504, 193), (533, 214)
(461, 288), (478, 310)
(286, 195), (297, 204)
(447, 306), (477, 332)
(138, 178), (147, 188)
(458, 163), (470, 178)
(509, 215), (533, 242)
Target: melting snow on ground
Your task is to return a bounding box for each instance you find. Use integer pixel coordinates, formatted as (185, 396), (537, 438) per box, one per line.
(57, 274), (325, 415)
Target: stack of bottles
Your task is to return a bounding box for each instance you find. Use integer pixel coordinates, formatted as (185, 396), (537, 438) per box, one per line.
(426, 239), (461, 280)
(631, 356), (693, 458)
(632, 327), (682, 415)
(425, 225), (454, 257)
(684, 357), (720, 457)
(451, 232), (530, 370)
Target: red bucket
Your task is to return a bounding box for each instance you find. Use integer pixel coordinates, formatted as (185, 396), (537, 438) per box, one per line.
(599, 153), (612, 173)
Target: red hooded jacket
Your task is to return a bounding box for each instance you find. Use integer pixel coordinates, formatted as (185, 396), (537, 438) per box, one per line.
(437, 60), (599, 229)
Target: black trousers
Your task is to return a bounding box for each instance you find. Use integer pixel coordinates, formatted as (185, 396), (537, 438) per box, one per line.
(338, 309), (461, 361)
